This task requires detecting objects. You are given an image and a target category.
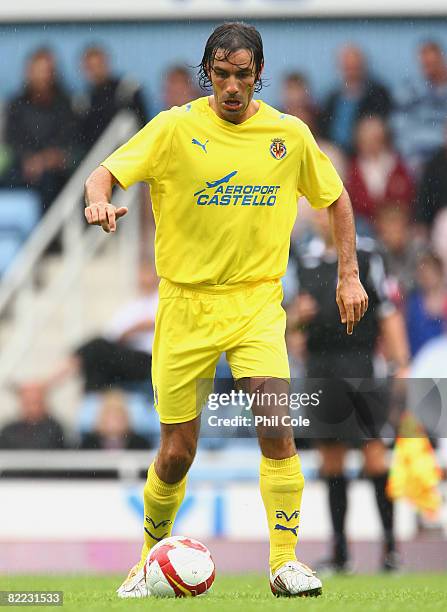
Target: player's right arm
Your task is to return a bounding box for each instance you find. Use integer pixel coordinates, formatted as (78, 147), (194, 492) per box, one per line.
(85, 109), (176, 233)
(84, 166), (128, 233)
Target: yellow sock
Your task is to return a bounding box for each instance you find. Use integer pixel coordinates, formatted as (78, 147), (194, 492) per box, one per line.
(259, 454), (305, 574)
(138, 461), (187, 568)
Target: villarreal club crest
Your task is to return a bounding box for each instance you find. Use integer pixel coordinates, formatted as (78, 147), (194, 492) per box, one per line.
(270, 137), (287, 160)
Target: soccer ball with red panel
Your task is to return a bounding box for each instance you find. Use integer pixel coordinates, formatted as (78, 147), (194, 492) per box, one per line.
(144, 536), (215, 597)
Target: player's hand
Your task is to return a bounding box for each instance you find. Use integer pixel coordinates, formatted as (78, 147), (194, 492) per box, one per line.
(336, 275), (368, 335)
(84, 202), (128, 233)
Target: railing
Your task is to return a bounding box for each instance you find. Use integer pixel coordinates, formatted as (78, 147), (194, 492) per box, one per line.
(3, 448), (442, 482)
(0, 449), (338, 481)
(0, 112), (140, 384)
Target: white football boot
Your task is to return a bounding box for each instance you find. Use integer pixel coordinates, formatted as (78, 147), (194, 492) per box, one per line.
(270, 560), (323, 597)
(116, 563), (149, 599)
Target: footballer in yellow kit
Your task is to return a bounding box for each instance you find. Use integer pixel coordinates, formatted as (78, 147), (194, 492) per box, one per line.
(102, 96), (343, 424)
(85, 21), (368, 600)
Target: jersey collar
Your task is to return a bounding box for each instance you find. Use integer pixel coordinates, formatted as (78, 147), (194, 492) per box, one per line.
(203, 96), (265, 130)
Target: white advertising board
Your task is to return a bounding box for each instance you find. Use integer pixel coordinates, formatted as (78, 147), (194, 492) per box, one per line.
(0, 1), (446, 22)
(0, 479), (417, 541)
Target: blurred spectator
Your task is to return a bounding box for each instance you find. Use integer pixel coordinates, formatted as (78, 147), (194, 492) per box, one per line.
(0, 99), (13, 184)
(376, 203), (424, 305)
(75, 45), (147, 151)
(163, 65), (199, 109)
(281, 73), (346, 179)
(280, 72), (347, 248)
(320, 45), (392, 153)
(432, 209), (447, 274)
(0, 382), (65, 449)
(393, 41), (447, 174)
(5, 47), (78, 214)
(411, 333), (447, 378)
(415, 120), (447, 229)
(406, 251), (447, 357)
(282, 72), (319, 126)
(80, 390), (150, 450)
(285, 327), (307, 380)
(346, 116), (414, 226)
(287, 208), (409, 573)
(39, 264), (158, 393)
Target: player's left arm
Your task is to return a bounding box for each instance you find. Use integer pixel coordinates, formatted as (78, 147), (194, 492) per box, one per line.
(328, 188), (369, 335)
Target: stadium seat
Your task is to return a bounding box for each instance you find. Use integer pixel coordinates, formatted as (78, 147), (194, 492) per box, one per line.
(0, 189), (40, 274)
(0, 189), (40, 237)
(77, 391), (160, 442)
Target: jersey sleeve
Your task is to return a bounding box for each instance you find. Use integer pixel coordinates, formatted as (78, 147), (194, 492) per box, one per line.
(101, 110), (176, 189)
(296, 123), (344, 209)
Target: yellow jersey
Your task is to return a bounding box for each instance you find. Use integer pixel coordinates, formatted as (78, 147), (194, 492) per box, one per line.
(102, 96), (343, 287)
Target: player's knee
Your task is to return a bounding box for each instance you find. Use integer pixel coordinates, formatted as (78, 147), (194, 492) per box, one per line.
(166, 444), (196, 469)
(258, 435), (296, 459)
(158, 443), (196, 480)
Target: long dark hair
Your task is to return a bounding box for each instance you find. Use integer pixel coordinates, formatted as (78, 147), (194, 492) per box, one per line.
(198, 22), (264, 92)
(24, 46), (64, 100)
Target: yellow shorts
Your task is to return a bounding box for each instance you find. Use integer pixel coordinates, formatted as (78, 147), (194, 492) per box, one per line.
(152, 278), (290, 424)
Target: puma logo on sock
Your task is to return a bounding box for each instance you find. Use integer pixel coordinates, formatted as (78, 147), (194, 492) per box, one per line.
(274, 523), (299, 537)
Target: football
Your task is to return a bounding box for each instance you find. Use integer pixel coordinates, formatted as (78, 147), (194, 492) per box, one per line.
(144, 536), (215, 597)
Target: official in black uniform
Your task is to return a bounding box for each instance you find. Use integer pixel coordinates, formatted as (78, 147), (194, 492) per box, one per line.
(287, 208), (410, 573)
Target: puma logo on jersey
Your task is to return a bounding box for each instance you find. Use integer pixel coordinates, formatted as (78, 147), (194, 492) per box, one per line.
(192, 138), (209, 153)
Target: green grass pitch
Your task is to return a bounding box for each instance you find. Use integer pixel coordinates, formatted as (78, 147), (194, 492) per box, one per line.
(1, 574), (446, 611)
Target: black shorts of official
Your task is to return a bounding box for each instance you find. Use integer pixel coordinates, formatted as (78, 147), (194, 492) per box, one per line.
(298, 351), (392, 445)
